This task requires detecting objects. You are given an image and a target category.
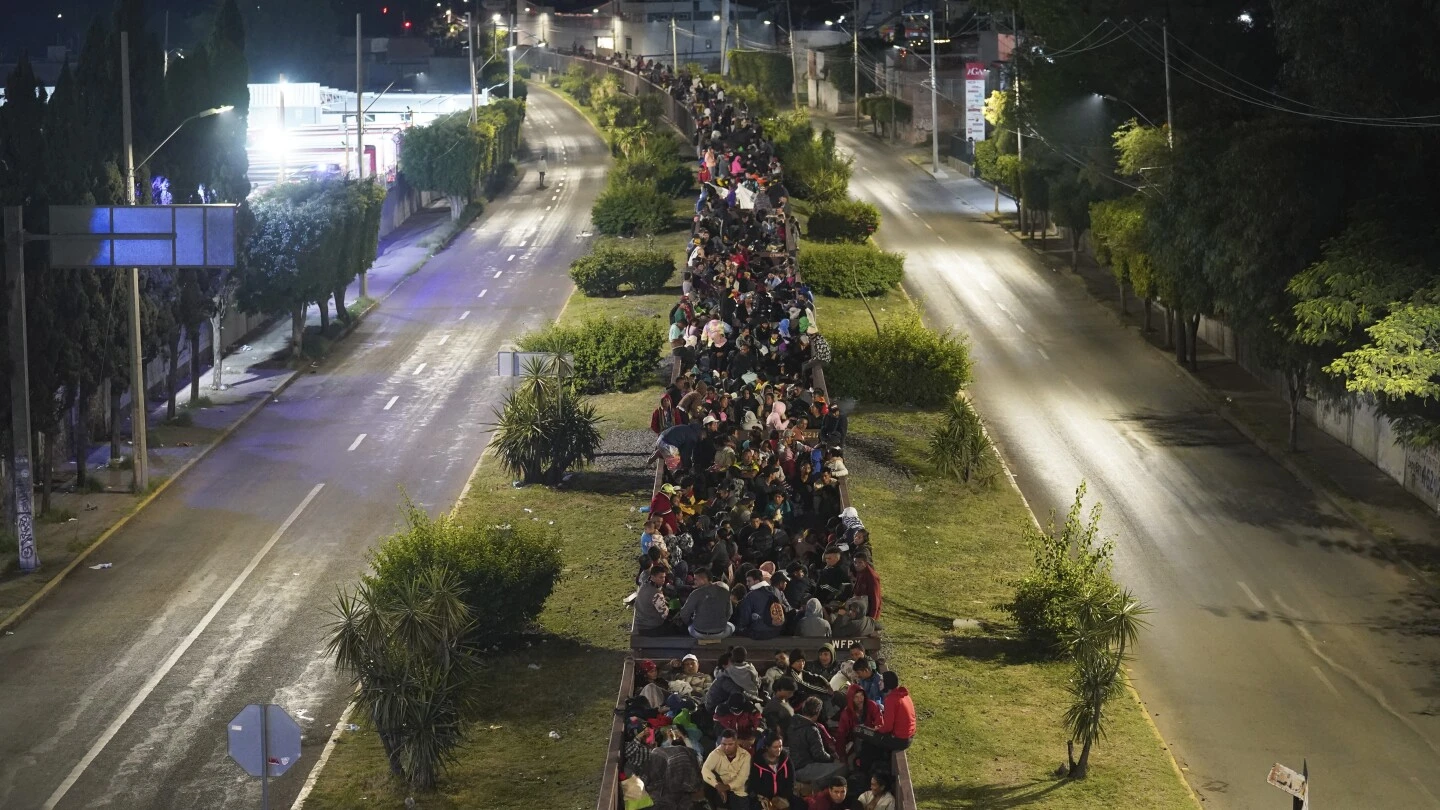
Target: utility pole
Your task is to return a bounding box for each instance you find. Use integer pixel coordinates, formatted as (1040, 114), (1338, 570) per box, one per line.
(719, 0), (730, 74)
(469, 12), (479, 122)
(1163, 21), (1174, 148)
(357, 13), (368, 297)
(277, 74), (288, 183)
(852, 0), (860, 126)
(508, 9), (516, 99)
(1011, 9), (1024, 232)
(929, 8), (944, 177)
(671, 17), (678, 69)
(786, 0), (799, 109)
(162, 11), (169, 76)
(4, 207), (38, 573)
(120, 31), (149, 494)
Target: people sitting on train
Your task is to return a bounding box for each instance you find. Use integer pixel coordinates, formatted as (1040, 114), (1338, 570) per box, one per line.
(830, 597), (881, 639)
(855, 671), (917, 773)
(677, 564), (734, 639)
(788, 696), (844, 787)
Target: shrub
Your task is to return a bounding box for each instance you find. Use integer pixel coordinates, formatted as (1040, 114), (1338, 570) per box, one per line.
(1005, 483), (1117, 654)
(490, 356), (607, 482)
(519, 316), (664, 393)
(559, 64), (596, 105)
(592, 178), (676, 236)
(807, 199), (881, 243)
(796, 240), (904, 297)
(767, 113), (852, 202)
(366, 500), (564, 647)
(826, 317), (971, 407)
(567, 242), (675, 296)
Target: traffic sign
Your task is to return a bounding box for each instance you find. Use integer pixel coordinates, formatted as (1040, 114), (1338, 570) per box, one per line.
(228, 703), (304, 810)
(1268, 761), (1309, 808)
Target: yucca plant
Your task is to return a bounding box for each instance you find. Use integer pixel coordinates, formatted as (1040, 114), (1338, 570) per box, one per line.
(1059, 581), (1152, 779)
(926, 396), (997, 484)
(491, 355), (603, 484)
(326, 566), (480, 790)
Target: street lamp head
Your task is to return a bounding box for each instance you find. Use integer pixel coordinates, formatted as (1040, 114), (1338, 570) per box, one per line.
(206, 105), (236, 116)
(824, 20), (833, 26)
(713, 13), (720, 20)
(493, 13), (502, 22)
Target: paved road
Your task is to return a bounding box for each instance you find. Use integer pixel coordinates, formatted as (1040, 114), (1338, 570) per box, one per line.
(0, 88), (606, 810)
(835, 131), (1440, 808)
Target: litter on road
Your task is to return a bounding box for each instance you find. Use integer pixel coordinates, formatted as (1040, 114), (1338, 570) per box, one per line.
(89, 563), (113, 570)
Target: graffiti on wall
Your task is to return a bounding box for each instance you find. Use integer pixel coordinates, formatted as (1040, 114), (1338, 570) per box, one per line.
(1404, 444), (1440, 514)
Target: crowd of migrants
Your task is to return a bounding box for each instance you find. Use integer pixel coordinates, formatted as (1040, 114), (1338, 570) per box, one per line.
(614, 70), (917, 810)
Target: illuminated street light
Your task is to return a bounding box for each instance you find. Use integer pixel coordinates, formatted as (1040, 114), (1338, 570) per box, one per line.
(136, 106), (235, 171)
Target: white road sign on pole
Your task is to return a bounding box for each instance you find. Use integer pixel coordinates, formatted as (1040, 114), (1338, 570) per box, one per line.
(1268, 761), (1309, 808)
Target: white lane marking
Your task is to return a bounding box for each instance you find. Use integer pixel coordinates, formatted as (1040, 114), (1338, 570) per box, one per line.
(978, 279), (991, 291)
(519, 240), (527, 247)
(1013, 322), (1026, 334)
(925, 222), (934, 231)
(552, 195), (559, 201)
(1237, 581), (1266, 610)
(861, 166), (872, 173)
(911, 211), (921, 218)
(292, 702), (355, 809)
(1411, 777), (1440, 807)
(413, 362), (427, 375)
(494, 270), (504, 279)
(478, 289), (489, 298)
(44, 483), (326, 810)
(1037, 348), (1050, 360)
(347, 433), (367, 452)
(438, 334), (450, 346)
(459, 310), (471, 320)
(1272, 591), (1440, 760)
(546, 205), (552, 211)
(384, 396), (398, 411)
(1311, 665), (1342, 698)
(993, 300), (1008, 313)
(507, 254), (516, 261)
(902, 202), (914, 211)
(937, 236), (947, 243)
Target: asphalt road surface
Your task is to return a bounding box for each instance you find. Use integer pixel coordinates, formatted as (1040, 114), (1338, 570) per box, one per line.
(836, 129), (1440, 808)
(0, 88), (606, 810)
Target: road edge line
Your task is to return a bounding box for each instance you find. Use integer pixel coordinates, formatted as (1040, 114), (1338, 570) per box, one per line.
(0, 367), (304, 635)
(903, 280), (1204, 808)
(290, 701), (355, 809)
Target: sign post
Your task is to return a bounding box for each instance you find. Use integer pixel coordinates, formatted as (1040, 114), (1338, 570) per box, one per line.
(1267, 760), (1309, 809)
(228, 703), (304, 809)
(2, 203), (236, 573)
(964, 62), (987, 147)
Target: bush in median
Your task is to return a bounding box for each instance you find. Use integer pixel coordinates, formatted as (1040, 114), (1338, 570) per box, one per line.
(807, 199), (882, 243)
(796, 240), (905, 297)
(519, 316), (664, 393)
(568, 243), (676, 296)
(826, 316), (972, 407)
(592, 177), (676, 237)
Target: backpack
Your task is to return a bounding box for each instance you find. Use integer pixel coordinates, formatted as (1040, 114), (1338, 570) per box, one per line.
(767, 590), (787, 627)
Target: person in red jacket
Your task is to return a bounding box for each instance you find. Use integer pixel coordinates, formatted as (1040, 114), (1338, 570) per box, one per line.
(835, 683), (883, 764)
(852, 552), (882, 619)
(649, 483), (680, 536)
(856, 671), (915, 772)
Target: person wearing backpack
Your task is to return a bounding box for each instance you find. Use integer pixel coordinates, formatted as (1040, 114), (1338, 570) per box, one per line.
(736, 569), (789, 640)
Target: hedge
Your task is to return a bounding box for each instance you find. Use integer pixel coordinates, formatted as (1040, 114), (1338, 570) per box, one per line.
(825, 317), (973, 407)
(796, 240), (904, 297)
(568, 242), (676, 297)
(807, 199), (881, 243)
(592, 178), (676, 236)
(518, 316), (665, 393)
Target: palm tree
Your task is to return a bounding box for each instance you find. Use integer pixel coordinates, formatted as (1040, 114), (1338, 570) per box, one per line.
(326, 567), (480, 790)
(1060, 583), (1152, 778)
(491, 355), (603, 485)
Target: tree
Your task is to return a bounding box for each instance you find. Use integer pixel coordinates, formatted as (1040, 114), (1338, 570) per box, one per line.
(327, 568), (479, 790)
(491, 357), (604, 485)
(206, 0), (252, 204)
(1060, 581), (1151, 779)
(1089, 196), (1150, 318)
(1048, 173), (1093, 271)
(239, 182), (331, 357)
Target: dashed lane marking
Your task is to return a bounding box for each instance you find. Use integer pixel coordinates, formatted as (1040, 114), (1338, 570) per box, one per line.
(347, 434), (367, 452)
(413, 363), (427, 375)
(384, 396), (398, 411)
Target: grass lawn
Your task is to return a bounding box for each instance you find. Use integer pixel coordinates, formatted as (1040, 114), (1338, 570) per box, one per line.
(302, 416), (645, 810)
(847, 405), (1197, 809)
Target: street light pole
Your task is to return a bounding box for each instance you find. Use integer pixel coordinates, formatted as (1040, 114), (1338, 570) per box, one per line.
(929, 9), (944, 177)
(1163, 21), (1174, 148)
(508, 9), (516, 99)
(852, 0), (860, 126)
(469, 12), (479, 121)
(671, 17), (678, 70)
(277, 74), (288, 183)
(120, 31), (149, 494)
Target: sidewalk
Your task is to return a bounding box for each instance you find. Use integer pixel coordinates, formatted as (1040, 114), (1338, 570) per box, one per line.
(0, 201), (457, 630)
(927, 163), (1440, 582)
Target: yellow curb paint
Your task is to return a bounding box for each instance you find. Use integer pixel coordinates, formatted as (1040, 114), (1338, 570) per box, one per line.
(0, 367), (303, 634)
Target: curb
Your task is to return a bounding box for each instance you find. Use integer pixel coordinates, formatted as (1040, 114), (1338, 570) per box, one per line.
(0, 204), (477, 634)
(0, 366), (303, 634)
(984, 214), (1440, 594)
(903, 282), (1204, 809)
